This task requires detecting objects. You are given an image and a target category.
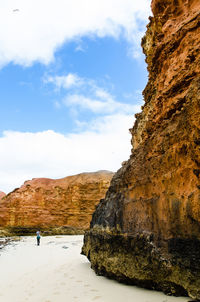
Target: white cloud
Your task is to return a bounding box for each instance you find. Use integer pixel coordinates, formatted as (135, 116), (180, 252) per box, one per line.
(0, 0), (151, 67)
(46, 72), (143, 115)
(45, 73), (83, 90)
(64, 93), (141, 115)
(95, 88), (113, 101)
(0, 113), (135, 193)
(75, 44), (86, 53)
(64, 94), (110, 113)
(54, 101), (61, 109)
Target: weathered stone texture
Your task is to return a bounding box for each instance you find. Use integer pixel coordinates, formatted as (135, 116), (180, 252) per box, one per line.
(82, 0), (200, 298)
(0, 191), (6, 200)
(0, 171), (113, 231)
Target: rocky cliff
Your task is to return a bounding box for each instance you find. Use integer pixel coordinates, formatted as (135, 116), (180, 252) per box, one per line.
(0, 191), (6, 200)
(82, 0), (200, 299)
(0, 171), (113, 235)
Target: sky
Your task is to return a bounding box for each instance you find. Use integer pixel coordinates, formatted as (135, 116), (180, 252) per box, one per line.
(0, 0), (151, 193)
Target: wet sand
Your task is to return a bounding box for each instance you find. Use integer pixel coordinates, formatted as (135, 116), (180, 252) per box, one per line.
(0, 235), (190, 302)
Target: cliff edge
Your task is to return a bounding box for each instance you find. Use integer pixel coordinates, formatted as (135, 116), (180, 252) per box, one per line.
(0, 191), (6, 200)
(82, 0), (200, 298)
(0, 171), (113, 235)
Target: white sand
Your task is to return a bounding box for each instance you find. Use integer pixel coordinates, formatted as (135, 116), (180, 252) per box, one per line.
(0, 235), (190, 302)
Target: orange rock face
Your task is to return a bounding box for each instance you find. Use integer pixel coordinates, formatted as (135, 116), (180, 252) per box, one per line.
(0, 191), (6, 200)
(0, 171), (113, 230)
(82, 0), (200, 298)
(128, 0), (200, 239)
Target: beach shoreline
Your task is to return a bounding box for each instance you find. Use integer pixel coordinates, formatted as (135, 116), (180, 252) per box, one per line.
(0, 235), (190, 302)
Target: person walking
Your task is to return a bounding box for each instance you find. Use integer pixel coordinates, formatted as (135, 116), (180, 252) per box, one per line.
(36, 230), (41, 246)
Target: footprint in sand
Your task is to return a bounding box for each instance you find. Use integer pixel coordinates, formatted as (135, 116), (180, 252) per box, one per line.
(76, 280), (83, 283)
(53, 291), (60, 295)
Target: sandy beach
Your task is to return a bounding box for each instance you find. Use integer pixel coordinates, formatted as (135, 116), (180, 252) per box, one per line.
(0, 235), (190, 302)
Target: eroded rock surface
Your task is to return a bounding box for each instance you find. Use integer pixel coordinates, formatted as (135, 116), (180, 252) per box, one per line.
(0, 191), (6, 200)
(0, 171), (113, 234)
(82, 0), (200, 298)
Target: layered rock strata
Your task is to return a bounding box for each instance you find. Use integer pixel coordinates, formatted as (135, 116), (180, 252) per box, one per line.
(0, 171), (113, 235)
(82, 0), (200, 299)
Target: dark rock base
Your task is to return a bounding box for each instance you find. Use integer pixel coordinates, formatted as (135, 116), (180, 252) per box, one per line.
(82, 229), (200, 299)
(0, 226), (84, 237)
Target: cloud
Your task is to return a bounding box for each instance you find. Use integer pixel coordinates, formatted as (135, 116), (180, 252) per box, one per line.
(0, 113), (135, 193)
(95, 88), (113, 100)
(45, 72), (143, 115)
(44, 73), (83, 90)
(75, 44), (86, 53)
(63, 93), (140, 115)
(0, 0), (151, 67)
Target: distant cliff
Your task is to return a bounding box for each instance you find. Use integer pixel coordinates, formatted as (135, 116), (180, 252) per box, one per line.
(82, 0), (200, 299)
(0, 191), (6, 200)
(0, 171), (113, 235)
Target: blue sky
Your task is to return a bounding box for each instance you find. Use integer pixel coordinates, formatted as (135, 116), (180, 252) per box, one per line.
(0, 37), (147, 134)
(0, 0), (151, 193)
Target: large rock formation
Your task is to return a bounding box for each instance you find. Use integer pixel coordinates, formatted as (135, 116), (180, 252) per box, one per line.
(0, 171), (113, 235)
(82, 0), (200, 299)
(0, 191), (6, 200)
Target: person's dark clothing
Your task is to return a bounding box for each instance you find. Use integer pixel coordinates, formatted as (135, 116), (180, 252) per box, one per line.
(37, 236), (40, 246)
(36, 231), (41, 246)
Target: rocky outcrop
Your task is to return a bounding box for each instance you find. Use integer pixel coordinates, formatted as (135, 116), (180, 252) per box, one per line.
(0, 171), (113, 234)
(0, 191), (6, 200)
(82, 0), (200, 299)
